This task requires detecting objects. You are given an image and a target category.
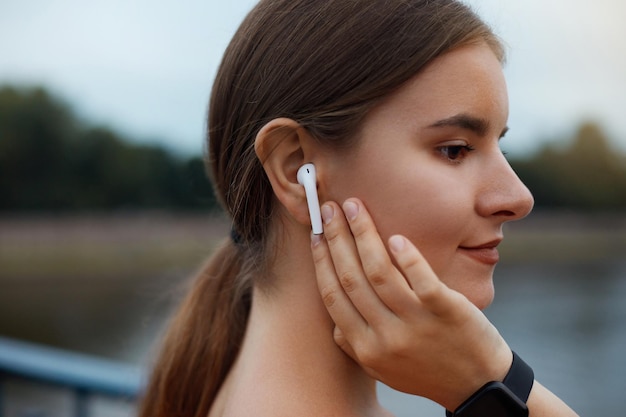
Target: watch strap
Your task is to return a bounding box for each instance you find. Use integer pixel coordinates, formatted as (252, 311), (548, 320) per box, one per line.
(445, 351), (534, 417)
(503, 351), (534, 403)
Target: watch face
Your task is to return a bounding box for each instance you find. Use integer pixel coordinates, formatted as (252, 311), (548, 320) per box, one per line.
(455, 382), (529, 417)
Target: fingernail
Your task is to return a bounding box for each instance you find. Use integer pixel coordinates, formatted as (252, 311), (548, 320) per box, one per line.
(311, 232), (323, 247)
(343, 201), (359, 222)
(321, 204), (334, 225)
(389, 235), (406, 252)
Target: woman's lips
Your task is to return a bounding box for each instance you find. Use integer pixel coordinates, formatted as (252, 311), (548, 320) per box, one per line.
(458, 240), (502, 265)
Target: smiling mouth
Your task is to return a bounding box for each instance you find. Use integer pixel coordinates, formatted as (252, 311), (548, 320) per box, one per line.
(458, 240), (501, 265)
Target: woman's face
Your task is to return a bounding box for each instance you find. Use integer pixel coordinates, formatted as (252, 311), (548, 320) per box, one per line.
(322, 43), (534, 309)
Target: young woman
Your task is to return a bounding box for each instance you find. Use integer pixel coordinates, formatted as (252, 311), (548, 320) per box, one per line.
(139, 1), (578, 416)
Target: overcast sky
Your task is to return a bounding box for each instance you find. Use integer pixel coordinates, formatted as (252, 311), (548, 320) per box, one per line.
(1, 0), (625, 157)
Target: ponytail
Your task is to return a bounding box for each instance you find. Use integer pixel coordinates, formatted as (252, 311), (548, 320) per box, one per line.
(138, 239), (252, 417)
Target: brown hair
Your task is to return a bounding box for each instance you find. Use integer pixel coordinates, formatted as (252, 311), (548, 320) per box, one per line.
(139, 1), (504, 416)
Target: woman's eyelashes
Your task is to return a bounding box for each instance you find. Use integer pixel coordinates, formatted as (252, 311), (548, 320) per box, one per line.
(436, 143), (476, 163)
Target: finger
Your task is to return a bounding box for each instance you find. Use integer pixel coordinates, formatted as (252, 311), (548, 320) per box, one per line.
(322, 201), (392, 325)
(387, 234), (456, 317)
(333, 326), (384, 384)
(311, 228), (368, 336)
(342, 199), (418, 317)
(332, 326), (357, 360)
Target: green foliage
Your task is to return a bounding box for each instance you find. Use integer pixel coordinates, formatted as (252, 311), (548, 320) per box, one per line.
(510, 122), (626, 210)
(0, 85), (218, 211)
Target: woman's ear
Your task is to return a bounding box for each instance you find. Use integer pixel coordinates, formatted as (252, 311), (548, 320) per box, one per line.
(254, 118), (318, 229)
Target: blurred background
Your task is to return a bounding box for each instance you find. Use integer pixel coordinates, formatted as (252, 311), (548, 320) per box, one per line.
(0, 1), (625, 416)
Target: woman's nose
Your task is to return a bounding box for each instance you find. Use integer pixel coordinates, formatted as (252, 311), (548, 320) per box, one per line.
(476, 153), (534, 222)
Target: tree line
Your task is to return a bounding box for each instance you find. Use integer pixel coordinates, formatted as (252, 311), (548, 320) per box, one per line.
(513, 122), (626, 210)
(0, 86), (217, 211)
(1, 85), (625, 212)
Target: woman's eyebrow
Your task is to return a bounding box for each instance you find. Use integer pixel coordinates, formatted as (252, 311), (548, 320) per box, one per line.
(427, 113), (491, 137)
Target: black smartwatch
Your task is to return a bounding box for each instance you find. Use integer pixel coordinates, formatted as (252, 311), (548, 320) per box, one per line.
(445, 351), (534, 417)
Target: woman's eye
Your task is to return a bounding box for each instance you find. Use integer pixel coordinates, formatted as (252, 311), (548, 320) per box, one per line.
(437, 144), (475, 162)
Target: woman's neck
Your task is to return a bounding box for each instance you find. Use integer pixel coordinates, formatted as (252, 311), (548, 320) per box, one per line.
(211, 228), (389, 417)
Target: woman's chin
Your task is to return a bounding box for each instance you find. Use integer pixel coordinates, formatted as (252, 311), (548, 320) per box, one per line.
(467, 282), (495, 310)
(448, 277), (495, 311)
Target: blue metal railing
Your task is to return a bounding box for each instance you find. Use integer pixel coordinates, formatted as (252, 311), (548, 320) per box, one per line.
(0, 336), (144, 417)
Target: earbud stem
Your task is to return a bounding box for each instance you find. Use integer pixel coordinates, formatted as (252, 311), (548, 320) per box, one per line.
(297, 163), (323, 235)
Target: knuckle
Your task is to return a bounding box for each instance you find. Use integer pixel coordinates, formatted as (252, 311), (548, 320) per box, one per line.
(386, 334), (411, 357)
(338, 270), (359, 293)
(418, 281), (443, 304)
(350, 221), (369, 240)
(323, 225), (342, 247)
(376, 320), (415, 356)
(363, 260), (389, 287)
(350, 332), (385, 368)
(400, 253), (423, 272)
(356, 344), (381, 368)
(320, 285), (340, 308)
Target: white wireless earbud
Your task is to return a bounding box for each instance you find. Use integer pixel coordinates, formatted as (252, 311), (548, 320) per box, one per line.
(297, 163), (323, 235)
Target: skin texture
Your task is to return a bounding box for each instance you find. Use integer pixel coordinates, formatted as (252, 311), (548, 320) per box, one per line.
(211, 43), (578, 417)
(318, 42), (534, 310)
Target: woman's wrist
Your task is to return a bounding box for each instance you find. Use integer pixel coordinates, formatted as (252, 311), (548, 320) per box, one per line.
(447, 342), (513, 411)
(446, 351), (534, 417)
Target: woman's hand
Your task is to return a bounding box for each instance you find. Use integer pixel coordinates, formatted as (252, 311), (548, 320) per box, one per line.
(311, 198), (512, 411)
